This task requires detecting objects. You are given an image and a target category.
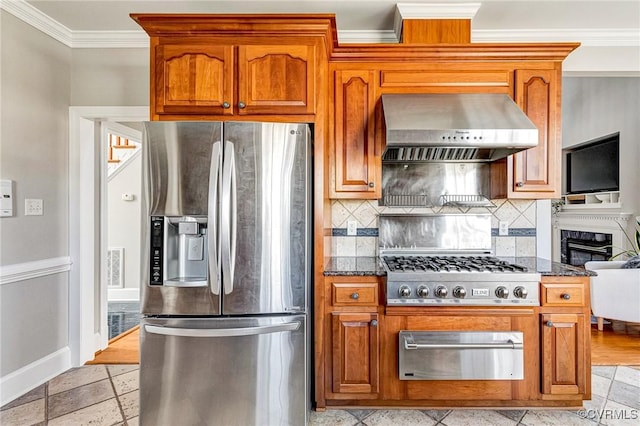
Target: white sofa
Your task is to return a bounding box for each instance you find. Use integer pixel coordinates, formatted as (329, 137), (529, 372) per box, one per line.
(585, 261), (640, 331)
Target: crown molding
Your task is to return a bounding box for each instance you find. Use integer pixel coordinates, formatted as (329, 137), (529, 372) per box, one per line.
(71, 31), (149, 49)
(1, 0), (72, 46)
(2, 0), (638, 48)
(473, 29), (640, 47)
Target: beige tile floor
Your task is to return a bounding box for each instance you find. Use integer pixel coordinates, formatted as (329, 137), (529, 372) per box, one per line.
(2, 365), (639, 425)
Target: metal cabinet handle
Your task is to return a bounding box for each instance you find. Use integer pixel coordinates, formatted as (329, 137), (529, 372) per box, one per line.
(546, 321), (554, 327)
(405, 339), (521, 350)
(351, 292), (359, 300)
(222, 102), (230, 109)
(562, 293), (571, 300)
(371, 319), (378, 327)
(368, 182), (374, 188)
(238, 102), (246, 109)
(516, 181), (524, 187)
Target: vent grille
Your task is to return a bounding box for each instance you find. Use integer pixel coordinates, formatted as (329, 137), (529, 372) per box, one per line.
(107, 247), (124, 288)
(382, 147), (494, 162)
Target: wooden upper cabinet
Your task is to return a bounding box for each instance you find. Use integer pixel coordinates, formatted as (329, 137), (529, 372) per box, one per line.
(155, 44), (233, 116)
(154, 42), (315, 117)
(331, 69), (380, 198)
(238, 45), (315, 115)
(509, 69), (560, 198)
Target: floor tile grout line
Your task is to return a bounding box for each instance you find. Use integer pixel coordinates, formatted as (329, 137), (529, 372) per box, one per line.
(44, 381), (49, 426)
(105, 366), (128, 425)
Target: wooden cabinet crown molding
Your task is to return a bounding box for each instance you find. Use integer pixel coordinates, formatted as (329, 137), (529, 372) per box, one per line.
(131, 13), (337, 41)
(330, 42), (580, 63)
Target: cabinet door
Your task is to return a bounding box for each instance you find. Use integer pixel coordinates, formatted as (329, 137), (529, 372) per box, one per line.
(332, 70), (380, 198)
(541, 313), (587, 396)
(331, 312), (379, 394)
(237, 45), (315, 115)
(510, 69), (560, 198)
(154, 44), (234, 116)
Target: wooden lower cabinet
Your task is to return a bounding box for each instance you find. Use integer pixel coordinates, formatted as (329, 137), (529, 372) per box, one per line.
(539, 276), (591, 400)
(320, 276), (592, 408)
(331, 312), (379, 395)
(540, 313), (587, 396)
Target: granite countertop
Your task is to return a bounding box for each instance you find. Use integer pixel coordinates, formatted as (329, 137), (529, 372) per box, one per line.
(323, 257), (386, 276)
(324, 256), (596, 277)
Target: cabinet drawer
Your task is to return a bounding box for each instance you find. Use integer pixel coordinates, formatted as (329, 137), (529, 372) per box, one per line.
(541, 283), (585, 306)
(332, 282), (378, 306)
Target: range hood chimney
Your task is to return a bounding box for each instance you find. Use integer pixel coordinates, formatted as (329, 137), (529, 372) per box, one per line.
(381, 93), (539, 162)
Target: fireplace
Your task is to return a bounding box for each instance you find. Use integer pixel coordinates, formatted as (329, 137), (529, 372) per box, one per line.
(560, 230), (612, 266)
(553, 212), (633, 266)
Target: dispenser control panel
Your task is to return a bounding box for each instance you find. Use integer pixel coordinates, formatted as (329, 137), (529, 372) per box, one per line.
(150, 216), (164, 285)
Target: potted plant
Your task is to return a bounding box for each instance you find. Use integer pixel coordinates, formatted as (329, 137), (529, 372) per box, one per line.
(585, 216), (640, 330)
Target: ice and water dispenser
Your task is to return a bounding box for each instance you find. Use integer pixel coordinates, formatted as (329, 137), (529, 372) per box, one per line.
(150, 216), (209, 287)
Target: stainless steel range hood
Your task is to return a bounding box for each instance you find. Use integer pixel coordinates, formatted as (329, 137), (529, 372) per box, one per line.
(382, 94), (538, 162)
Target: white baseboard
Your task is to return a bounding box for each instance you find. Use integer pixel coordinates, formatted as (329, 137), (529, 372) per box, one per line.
(108, 287), (139, 301)
(0, 346), (71, 406)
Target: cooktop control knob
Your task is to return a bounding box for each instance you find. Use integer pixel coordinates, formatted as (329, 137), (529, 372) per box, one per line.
(513, 286), (528, 299)
(452, 286), (467, 299)
(434, 285), (448, 298)
(417, 286), (429, 298)
(495, 286), (509, 299)
(399, 285), (411, 298)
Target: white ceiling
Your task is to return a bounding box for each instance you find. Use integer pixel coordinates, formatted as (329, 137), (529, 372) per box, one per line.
(16, 0), (640, 36)
(2, 0), (639, 73)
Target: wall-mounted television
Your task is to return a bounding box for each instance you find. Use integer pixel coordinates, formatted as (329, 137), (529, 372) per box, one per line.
(565, 132), (619, 194)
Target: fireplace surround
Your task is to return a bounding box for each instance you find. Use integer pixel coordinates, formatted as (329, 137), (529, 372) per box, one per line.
(553, 212), (634, 265)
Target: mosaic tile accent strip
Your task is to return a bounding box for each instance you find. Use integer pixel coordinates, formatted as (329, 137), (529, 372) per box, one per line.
(491, 227), (537, 236)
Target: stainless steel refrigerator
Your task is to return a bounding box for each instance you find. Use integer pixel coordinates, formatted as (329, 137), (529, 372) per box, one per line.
(139, 121), (311, 426)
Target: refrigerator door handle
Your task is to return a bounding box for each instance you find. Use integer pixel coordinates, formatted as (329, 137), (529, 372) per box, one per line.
(144, 322), (300, 338)
(208, 141), (222, 295)
(221, 141), (237, 295)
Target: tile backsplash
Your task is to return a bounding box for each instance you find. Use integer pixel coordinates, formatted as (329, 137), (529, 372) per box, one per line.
(330, 199), (537, 257)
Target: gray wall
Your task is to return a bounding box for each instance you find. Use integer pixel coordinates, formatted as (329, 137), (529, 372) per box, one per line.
(562, 77), (640, 217)
(0, 12), (71, 375)
(71, 48), (148, 106)
(108, 154), (142, 292)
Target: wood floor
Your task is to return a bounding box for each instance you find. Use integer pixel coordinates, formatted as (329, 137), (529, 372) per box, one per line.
(85, 323), (640, 366)
(86, 325), (140, 364)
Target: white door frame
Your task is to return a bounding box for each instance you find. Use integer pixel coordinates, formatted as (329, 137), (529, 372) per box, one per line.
(68, 106), (148, 366)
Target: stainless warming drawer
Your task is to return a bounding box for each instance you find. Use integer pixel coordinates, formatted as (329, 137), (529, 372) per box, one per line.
(399, 331), (524, 380)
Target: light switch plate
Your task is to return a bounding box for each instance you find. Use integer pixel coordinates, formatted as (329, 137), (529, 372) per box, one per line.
(25, 199), (43, 216)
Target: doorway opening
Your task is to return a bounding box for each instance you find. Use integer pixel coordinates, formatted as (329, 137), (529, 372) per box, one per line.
(102, 122), (143, 341)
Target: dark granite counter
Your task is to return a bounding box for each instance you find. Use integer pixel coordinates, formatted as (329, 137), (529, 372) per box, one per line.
(498, 257), (596, 277)
(323, 257), (386, 276)
(323, 256), (595, 277)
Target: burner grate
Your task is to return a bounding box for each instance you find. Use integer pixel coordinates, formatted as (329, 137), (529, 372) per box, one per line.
(382, 255), (529, 273)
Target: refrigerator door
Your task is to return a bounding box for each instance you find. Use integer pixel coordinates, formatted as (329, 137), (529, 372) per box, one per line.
(141, 122), (223, 315)
(221, 122), (310, 315)
(140, 315), (308, 426)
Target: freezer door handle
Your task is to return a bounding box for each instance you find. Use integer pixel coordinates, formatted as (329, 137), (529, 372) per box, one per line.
(208, 141), (222, 295)
(144, 321), (301, 338)
(221, 141), (237, 295)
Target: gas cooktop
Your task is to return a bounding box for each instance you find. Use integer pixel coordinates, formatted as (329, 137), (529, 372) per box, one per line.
(382, 255), (529, 273)
(382, 255), (541, 307)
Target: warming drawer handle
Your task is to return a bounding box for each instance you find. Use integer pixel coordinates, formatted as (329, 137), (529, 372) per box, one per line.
(145, 322), (300, 338)
(404, 339), (522, 350)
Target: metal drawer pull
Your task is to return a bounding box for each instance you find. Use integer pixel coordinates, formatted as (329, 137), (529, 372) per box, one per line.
(351, 292), (359, 300)
(405, 339), (522, 350)
(145, 322), (300, 338)
(546, 321), (554, 327)
(561, 293), (571, 300)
